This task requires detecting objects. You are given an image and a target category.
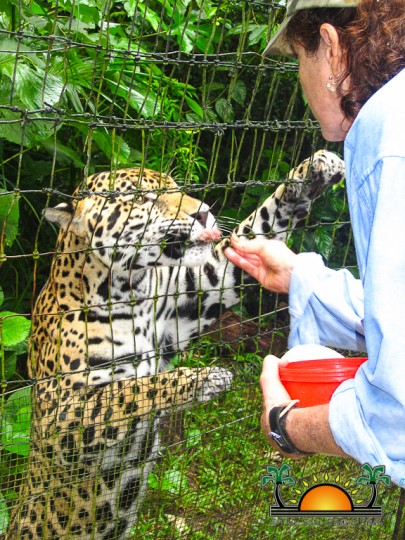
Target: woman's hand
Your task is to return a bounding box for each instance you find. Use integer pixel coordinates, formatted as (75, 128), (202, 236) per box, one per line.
(224, 235), (297, 294)
(260, 355), (305, 459)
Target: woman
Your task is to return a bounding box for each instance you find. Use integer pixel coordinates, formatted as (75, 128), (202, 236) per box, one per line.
(225, 0), (405, 485)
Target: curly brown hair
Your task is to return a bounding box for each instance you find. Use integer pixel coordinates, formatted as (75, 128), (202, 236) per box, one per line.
(285, 0), (405, 119)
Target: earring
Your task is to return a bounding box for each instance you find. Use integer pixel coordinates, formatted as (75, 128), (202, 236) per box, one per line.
(326, 75), (337, 92)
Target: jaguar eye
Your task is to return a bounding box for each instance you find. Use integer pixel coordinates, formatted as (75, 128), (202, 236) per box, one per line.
(136, 193), (157, 204)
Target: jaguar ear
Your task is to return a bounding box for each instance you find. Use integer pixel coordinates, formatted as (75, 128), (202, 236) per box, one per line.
(43, 202), (74, 227)
(42, 202), (86, 237)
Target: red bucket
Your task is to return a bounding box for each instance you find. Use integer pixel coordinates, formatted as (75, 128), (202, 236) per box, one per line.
(279, 358), (367, 407)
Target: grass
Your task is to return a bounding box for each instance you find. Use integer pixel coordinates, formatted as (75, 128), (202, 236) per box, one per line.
(0, 345), (402, 539)
(130, 360), (404, 539)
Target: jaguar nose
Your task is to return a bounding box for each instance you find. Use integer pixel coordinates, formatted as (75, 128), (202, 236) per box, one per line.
(191, 211), (209, 227)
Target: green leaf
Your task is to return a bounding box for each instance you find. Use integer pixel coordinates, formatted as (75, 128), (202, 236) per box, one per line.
(73, 3), (100, 25)
(0, 492), (9, 535)
(0, 288), (4, 308)
(231, 80), (246, 106)
(5, 387), (31, 416)
(147, 471), (159, 490)
(1, 387), (32, 456)
(0, 312), (31, 348)
(215, 98), (234, 123)
(16, 406), (31, 433)
(314, 228), (334, 260)
(1, 420), (31, 456)
(247, 25), (268, 47)
(161, 470), (188, 494)
(41, 140), (85, 168)
(148, 469), (189, 494)
(2, 351), (17, 380)
(11, 64), (64, 110)
(91, 130), (131, 165)
(136, 2), (165, 32)
(0, 104), (52, 146)
(0, 190), (20, 247)
(184, 95), (203, 118)
(103, 75), (160, 118)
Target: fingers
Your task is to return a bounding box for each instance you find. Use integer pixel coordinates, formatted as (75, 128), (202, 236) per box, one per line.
(224, 246), (261, 276)
(225, 235), (267, 277)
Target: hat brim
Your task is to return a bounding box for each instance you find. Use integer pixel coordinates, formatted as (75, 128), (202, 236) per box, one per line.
(263, 17), (294, 56)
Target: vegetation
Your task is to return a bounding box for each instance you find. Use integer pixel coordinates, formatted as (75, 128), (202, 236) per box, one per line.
(132, 382), (402, 538)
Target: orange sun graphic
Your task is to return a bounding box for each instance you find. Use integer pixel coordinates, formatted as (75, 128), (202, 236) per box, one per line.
(299, 484), (353, 512)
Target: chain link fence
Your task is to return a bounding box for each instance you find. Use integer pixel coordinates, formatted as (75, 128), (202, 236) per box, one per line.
(0, 1), (403, 538)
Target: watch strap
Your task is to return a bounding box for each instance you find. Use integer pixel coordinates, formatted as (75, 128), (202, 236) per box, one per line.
(269, 404), (314, 455)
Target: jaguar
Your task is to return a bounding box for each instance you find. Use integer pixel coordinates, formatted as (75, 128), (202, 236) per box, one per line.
(6, 150), (345, 539)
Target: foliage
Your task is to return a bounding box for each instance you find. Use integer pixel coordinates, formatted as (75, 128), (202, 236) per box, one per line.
(0, 0), (298, 312)
(289, 178), (357, 272)
(0, 386), (31, 533)
(0, 288), (30, 381)
(0, 0), (272, 173)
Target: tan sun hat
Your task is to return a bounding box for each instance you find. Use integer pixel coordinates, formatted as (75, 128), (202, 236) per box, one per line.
(264, 0), (358, 57)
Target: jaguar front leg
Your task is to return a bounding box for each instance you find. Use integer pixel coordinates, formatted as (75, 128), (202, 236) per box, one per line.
(36, 366), (233, 446)
(8, 366), (232, 540)
(217, 149), (345, 248)
(185, 150), (345, 328)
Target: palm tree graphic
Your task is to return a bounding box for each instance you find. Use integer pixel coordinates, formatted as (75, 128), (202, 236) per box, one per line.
(356, 463), (391, 508)
(261, 464), (296, 508)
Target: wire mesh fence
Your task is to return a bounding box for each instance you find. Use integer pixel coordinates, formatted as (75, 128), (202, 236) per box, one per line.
(0, 0), (403, 538)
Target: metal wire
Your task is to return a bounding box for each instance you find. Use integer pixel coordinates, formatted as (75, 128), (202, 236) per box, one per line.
(0, 0), (402, 538)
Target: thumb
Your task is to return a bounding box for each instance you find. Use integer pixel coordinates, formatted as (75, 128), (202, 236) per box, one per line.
(260, 355), (283, 388)
(260, 355), (291, 406)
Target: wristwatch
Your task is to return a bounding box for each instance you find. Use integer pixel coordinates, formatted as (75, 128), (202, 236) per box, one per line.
(269, 403), (314, 455)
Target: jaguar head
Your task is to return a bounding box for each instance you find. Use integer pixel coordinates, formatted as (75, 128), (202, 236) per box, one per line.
(43, 168), (221, 273)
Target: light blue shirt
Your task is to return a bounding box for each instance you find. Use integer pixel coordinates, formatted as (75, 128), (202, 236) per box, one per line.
(288, 68), (405, 487)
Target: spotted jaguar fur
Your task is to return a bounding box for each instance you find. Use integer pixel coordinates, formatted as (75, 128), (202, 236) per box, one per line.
(6, 150), (345, 539)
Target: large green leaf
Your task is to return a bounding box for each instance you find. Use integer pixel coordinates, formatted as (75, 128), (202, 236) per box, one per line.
(4, 387), (31, 418)
(1, 419), (31, 456)
(231, 80), (247, 106)
(14, 64), (65, 110)
(91, 129), (131, 165)
(104, 74), (160, 118)
(0, 312), (31, 348)
(148, 469), (189, 495)
(41, 140), (85, 167)
(0, 73), (57, 146)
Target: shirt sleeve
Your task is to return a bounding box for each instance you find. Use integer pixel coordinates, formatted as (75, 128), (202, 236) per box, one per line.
(288, 252), (366, 352)
(288, 155), (405, 486)
(328, 157), (405, 486)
